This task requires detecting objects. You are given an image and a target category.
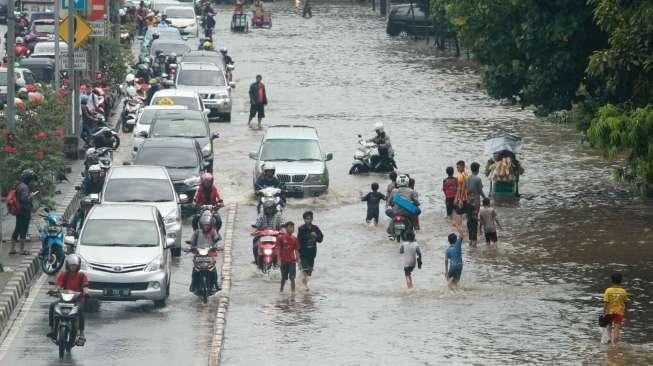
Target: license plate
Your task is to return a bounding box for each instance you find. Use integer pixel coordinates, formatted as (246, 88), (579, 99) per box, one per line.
(104, 288), (131, 296)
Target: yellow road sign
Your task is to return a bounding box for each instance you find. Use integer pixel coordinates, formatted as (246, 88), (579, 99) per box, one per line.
(58, 14), (93, 48)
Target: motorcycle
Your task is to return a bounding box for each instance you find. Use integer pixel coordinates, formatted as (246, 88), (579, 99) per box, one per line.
(185, 245), (222, 303)
(83, 147), (113, 175)
(349, 134), (397, 175)
(191, 204), (222, 232)
(256, 186), (284, 214)
(47, 290), (85, 359)
(39, 210), (69, 275)
(121, 94), (143, 133)
(389, 214), (413, 242)
(83, 126), (120, 150)
(252, 229), (280, 275)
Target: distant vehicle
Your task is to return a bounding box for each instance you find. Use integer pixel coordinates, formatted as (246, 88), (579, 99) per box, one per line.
(140, 26), (183, 55)
(182, 50), (225, 70)
(30, 41), (68, 59)
(164, 6), (198, 37)
(25, 18), (56, 47)
(133, 138), (209, 206)
(152, 0), (188, 13)
(71, 204), (172, 307)
(20, 58), (56, 84)
(101, 165), (183, 256)
(29, 11), (55, 23)
(386, 4), (435, 37)
(132, 105), (189, 146)
(149, 39), (191, 58)
(249, 125), (333, 197)
(0, 67), (36, 105)
(149, 89), (206, 112)
(137, 109), (219, 171)
(0, 0), (7, 24)
(175, 62), (233, 121)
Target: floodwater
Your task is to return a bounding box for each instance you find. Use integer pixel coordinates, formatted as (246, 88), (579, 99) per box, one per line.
(215, 2), (653, 365)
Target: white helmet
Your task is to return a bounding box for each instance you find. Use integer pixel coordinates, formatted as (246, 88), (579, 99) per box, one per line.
(262, 163), (275, 172)
(85, 147), (97, 156)
(16, 37), (24, 44)
(88, 164), (102, 174)
(219, 47), (227, 54)
(396, 174), (409, 187)
(65, 254), (81, 271)
(125, 73), (135, 83)
(374, 122), (384, 132)
(199, 211), (213, 227)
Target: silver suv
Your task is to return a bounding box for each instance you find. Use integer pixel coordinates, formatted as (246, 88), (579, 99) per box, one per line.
(249, 125), (333, 197)
(175, 62), (234, 121)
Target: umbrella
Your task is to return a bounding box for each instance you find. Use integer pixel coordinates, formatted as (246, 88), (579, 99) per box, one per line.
(484, 133), (522, 156)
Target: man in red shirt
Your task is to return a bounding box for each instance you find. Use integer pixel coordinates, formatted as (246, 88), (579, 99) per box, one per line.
(277, 221), (299, 293)
(48, 254), (89, 343)
(192, 172), (224, 232)
(248, 74), (268, 129)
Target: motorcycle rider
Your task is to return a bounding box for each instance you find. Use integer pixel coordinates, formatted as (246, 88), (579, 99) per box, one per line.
(47, 254), (88, 345)
(145, 78), (160, 105)
(158, 14), (171, 27)
(189, 212), (222, 293)
(81, 165), (104, 195)
(192, 173), (224, 232)
(367, 122), (395, 170)
(220, 47), (233, 66)
(251, 200), (284, 264)
(255, 163), (281, 190)
(202, 12), (216, 37)
(386, 174), (420, 238)
(69, 195), (99, 237)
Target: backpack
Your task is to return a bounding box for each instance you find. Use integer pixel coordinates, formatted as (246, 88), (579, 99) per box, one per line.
(5, 184), (21, 215)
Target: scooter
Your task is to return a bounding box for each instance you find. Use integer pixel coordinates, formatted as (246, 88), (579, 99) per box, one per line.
(121, 94), (143, 132)
(83, 126), (120, 150)
(349, 134), (397, 175)
(39, 210), (67, 275)
(256, 186), (284, 214)
(83, 147), (113, 175)
(252, 229), (280, 276)
(47, 289), (85, 359)
(389, 214), (413, 242)
(185, 245), (222, 303)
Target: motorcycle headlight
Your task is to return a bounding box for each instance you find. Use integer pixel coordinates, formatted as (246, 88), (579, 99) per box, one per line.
(263, 248), (273, 256)
(145, 255), (163, 272)
(305, 174), (323, 184)
(184, 176), (201, 187)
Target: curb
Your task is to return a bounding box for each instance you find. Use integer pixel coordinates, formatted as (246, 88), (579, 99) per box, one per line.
(208, 203), (237, 366)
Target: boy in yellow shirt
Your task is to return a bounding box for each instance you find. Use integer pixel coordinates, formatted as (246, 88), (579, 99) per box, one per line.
(603, 272), (628, 345)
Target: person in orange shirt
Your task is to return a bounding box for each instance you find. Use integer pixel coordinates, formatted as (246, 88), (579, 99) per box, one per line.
(603, 272), (628, 345)
(453, 160), (470, 234)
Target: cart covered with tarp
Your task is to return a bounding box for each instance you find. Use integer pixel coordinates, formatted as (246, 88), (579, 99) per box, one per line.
(484, 133), (524, 198)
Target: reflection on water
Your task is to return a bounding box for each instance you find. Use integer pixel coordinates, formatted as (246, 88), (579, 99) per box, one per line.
(214, 2), (653, 365)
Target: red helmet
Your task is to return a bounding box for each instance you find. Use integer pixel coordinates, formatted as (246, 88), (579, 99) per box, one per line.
(200, 172), (213, 187)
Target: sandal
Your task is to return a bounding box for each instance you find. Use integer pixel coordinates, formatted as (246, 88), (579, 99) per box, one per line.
(9, 250), (17, 255)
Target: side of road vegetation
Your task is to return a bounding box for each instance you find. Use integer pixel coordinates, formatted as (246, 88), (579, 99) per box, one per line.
(427, 0), (653, 196)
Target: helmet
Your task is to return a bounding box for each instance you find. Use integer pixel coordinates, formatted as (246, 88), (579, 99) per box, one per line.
(202, 41), (213, 50)
(374, 122), (384, 132)
(125, 73), (135, 83)
(80, 94), (89, 105)
(149, 78), (159, 85)
(15, 37), (24, 44)
(200, 172), (213, 186)
(65, 254), (81, 272)
(85, 147), (97, 156)
(88, 164), (102, 175)
(20, 169), (35, 182)
(170, 52), (177, 59)
(199, 211), (213, 228)
(396, 174), (409, 187)
(155, 49), (163, 57)
(219, 47), (227, 54)
(263, 199), (276, 209)
(262, 163), (275, 173)
(152, 32), (160, 40)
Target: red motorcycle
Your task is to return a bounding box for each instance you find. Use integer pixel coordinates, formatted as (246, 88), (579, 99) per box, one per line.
(252, 229), (280, 275)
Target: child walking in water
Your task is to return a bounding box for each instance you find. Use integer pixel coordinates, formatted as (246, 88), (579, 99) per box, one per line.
(444, 221), (465, 289)
(361, 182), (386, 226)
(478, 198), (502, 245)
(603, 272), (628, 344)
(399, 231), (422, 288)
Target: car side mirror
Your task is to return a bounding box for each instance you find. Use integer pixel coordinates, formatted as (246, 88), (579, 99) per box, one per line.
(211, 132), (220, 140)
(248, 151), (257, 160)
(74, 185), (81, 191)
(64, 236), (76, 246)
(178, 193), (189, 203)
(357, 134), (362, 138)
(182, 36), (189, 41)
(325, 153), (334, 161)
(165, 237), (175, 249)
(122, 161), (132, 166)
(203, 110), (210, 116)
(138, 130), (148, 137)
(202, 160), (212, 169)
(228, 82), (236, 89)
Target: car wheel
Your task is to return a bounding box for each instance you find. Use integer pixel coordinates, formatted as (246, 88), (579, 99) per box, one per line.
(171, 247), (182, 257)
(223, 113), (231, 122)
(154, 283), (169, 308)
(386, 24), (400, 36)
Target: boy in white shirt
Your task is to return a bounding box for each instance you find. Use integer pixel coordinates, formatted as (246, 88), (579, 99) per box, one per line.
(399, 231), (422, 288)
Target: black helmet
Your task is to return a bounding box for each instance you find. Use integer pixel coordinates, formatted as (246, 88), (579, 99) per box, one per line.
(20, 169), (36, 183)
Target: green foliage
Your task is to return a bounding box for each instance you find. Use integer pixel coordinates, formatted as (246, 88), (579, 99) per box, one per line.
(587, 0), (653, 107)
(98, 38), (135, 86)
(587, 104), (653, 195)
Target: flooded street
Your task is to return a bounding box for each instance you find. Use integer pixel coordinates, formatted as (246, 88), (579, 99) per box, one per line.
(213, 2), (653, 364)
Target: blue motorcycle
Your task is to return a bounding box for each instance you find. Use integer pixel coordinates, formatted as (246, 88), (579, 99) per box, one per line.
(39, 210), (67, 275)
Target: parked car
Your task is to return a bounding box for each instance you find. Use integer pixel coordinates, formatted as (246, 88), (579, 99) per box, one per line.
(175, 62), (233, 121)
(133, 138), (209, 207)
(30, 41), (68, 59)
(136, 109), (219, 171)
(140, 26), (184, 55)
(100, 165), (184, 256)
(164, 6), (198, 37)
(249, 125), (333, 197)
(20, 58), (56, 84)
(132, 105), (189, 146)
(70, 204), (172, 307)
(149, 39), (191, 58)
(386, 4), (435, 37)
(182, 50), (226, 70)
(149, 89), (205, 112)
(0, 67), (36, 105)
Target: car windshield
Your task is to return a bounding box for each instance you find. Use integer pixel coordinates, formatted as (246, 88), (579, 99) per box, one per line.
(135, 147), (198, 168)
(177, 69), (225, 86)
(260, 139), (323, 161)
(150, 43), (190, 56)
(104, 178), (175, 202)
(151, 118), (208, 138)
(137, 110), (158, 125)
(183, 55), (223, 66)
(165, 8), (194, 18)
(151, 96), (199, 110)
(81, 219), (159, 247)
(34, 23), (54, 33)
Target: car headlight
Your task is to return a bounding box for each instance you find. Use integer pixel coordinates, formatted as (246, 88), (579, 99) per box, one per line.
(145, 255), (164, 272)
(164, 211), (179, 225)
(263, 248), (273, 255)
(184, 176), (200, 187)
(305, 174), (323, 184)
(201, 143), (212, 156)
(217, 93), (229, 100)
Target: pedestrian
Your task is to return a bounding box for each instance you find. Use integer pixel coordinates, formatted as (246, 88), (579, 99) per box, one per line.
(297, 211), (324, 290)
(277, 222), (299, 293)
(444, 222), (465, 289)
(360, 182), (386, 226)
(386, 171), (397, 206)
(453, 160), (470, 222)
(442, 166), (457, 217)
(464, 162), (486, 247)
(302, 0), (312, 18)
(478, 198), (502, 245)
(399, 231), (422, 289)
(248, 74), (268, 129)
(9, 169), (37, 256)
(408, 177), (420, 230)
(603, 272), (629, 345)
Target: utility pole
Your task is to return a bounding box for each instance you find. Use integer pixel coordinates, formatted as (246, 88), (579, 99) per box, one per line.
(67, 0), (81, 153)
(6, 0), (16, 134)
(55, 0), (61, 89)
